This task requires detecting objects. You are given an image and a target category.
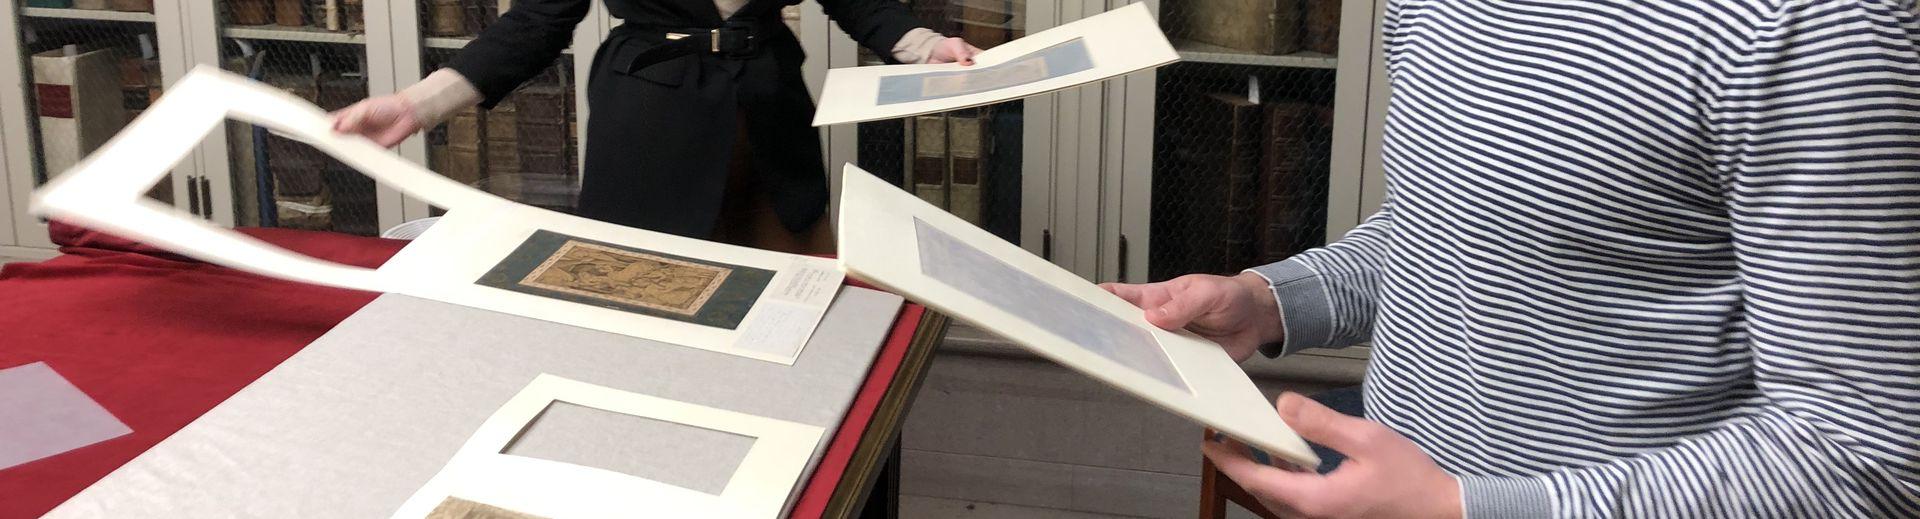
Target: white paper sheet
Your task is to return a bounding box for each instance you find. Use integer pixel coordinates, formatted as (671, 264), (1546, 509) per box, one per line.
(392, 374), (824, 519)
(0, 362), (133, 470)
(811, 2), (1178, 126)
(835, 165), (1320, 469)
(29, 68), (843, 365)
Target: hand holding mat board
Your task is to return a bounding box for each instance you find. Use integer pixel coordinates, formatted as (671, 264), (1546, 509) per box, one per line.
(811, 2), (1179, 126)
(834, 164), (1320, 469)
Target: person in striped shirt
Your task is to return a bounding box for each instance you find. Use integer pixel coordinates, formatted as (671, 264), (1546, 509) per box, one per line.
(1106, 1), (1919, 517)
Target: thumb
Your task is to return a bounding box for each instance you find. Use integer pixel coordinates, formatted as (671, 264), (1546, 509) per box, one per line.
(1276, 392), (1374, 455)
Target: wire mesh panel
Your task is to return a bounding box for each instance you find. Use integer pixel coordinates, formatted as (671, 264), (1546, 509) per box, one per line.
(14, 4), (172, 203)
(417, 0), (580, 216)
(215, 0), (380, 234)
(1148, 0), (1340, 281)
(854, 0), (1026, 244)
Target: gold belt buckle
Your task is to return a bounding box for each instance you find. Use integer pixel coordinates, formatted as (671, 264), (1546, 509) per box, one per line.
(710, 28), (722, 53)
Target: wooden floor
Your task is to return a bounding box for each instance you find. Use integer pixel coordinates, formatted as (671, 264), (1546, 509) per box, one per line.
(894, 325), (1357, 518)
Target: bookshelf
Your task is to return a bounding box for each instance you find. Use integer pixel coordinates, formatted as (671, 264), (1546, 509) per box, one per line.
(22, 7), (158, 23)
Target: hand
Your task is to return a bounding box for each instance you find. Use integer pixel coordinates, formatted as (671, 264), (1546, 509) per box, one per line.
(1100, 273), (1282, 363)
(1206, 393), (1462, 519)
(928, 37), (984, 65)
(331, 94), (422, 148)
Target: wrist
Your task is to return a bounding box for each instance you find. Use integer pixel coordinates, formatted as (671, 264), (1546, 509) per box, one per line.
(1232, 272), (1285, 346)
(401, 68), (482, 127)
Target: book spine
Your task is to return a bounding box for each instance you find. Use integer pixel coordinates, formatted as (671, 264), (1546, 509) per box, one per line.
(108, 0), (153, 13)
(1259, 102), (1324, 262)
(947, 111), (986, 225)
(231, 0), (273, 25)
(427, 0), (470, 36)
(74, 0), (110, 10)
(485, 100), (520, 188)
(25, 0), (75, 8)
(911, 115), (948, 209)
(1303, 0), (1341, 55)
(442, 106), (485, 185)
(272, 0), (304, 27)
(32, 48), (128, 180)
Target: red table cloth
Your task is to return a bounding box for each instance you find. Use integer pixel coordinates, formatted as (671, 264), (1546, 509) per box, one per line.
(0, 223), (914, 519)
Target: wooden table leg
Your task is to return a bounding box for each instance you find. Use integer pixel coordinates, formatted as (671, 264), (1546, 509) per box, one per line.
(859, 439), (903, 519)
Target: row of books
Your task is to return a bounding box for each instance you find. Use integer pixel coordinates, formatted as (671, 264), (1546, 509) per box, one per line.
(24, 0), (154, 13)
(426, 65), (577, 208)
(909, 0), (1025, 49)
(422, 0), (513, 38)
(1151, 91), (1333, 280)
(227, 0), (364, 32)
(1164, 0), (1341, 56)
(30, 37), (163, 184)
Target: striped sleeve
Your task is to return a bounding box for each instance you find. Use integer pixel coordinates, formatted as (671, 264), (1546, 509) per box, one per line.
(1246, 202), (1395, 356)
(1466, 2), (1920, 517)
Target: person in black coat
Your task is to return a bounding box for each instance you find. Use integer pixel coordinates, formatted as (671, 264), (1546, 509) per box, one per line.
(333, 0), (979, 253)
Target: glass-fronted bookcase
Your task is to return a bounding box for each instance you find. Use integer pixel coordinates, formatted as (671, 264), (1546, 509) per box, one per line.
(0, 0), (609, 249)
(4, 0), (1388, 273)
(806, 0), (1389, 282)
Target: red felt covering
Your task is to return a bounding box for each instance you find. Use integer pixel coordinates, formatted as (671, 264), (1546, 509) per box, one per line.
(0, 222), (918, 519)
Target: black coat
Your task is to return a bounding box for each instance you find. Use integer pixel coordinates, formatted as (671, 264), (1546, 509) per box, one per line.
(446, 0), (924, 238)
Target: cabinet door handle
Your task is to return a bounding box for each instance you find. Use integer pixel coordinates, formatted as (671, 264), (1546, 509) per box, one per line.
(1118, 234), (1129, 283)
(198, 177), (212, 220)
(187, 176), (202, 217)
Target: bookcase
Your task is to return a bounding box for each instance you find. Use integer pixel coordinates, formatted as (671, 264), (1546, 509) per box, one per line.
(810, 0), (1389, 282)
(6, 0), (1387, 280)
(0, 0), (609, 248)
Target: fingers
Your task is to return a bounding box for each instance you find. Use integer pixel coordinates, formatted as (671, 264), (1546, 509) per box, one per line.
(947, 38), (978, 65)
(1145, 276), (1219, 331)
(1275, 392), (1378, 455)
(1202, 438), (1322, 509)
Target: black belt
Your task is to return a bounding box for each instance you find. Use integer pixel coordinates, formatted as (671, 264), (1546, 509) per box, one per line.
(615, 19), (766, 74)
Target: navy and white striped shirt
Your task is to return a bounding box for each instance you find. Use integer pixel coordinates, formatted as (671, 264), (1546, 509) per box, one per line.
(1249, 1), (1920, 516)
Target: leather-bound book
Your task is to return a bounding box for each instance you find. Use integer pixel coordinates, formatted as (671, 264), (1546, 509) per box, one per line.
(1303, 0), (1340, 54)
(946, 111), (986, 225)
(25, 0), (75, 8)
(109, 0), (153, 13)
(484, 99), (520, 179)
(31, 47), (128, 181)
(230, 0), (273, 25)
(1210, 93), (1264, 273)
(1257, 102), (1332, 262)
(272, 0), (305, 27)
(74, 0), (110, 10)
(426, 0), (470, 36)
(911, 115), (948, 210)
(515, 83), (568, 175)
(342, 0), (365, 31)
(442, 106), (484, 185)
(955, 0), (1017, 48)
(1164, 0), (1302, 55)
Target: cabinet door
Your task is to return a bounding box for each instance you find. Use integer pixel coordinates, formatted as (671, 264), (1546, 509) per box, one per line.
(1114, 0), (1382, 283)
(181, 0), (402, 236)
(815, 0), (1060, 260)
(2, 0), (191, 248)
(390, 0), (603, 221)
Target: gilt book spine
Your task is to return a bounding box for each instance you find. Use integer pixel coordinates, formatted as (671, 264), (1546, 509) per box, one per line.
(1164, 0), (1302, 55)
(443, 106), (485, 185)
(485, 99), (521, 184)
(427, 0), (470, 36)
(911, 115), (948, 210)
(947, 111), (987, 225)
(515, 84), (569, 176)
(32, 47), (128, 181)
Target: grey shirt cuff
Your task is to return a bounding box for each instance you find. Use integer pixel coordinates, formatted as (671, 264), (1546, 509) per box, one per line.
(1459, 475), (1553, 519)
(1244, 259), (1335, 357)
